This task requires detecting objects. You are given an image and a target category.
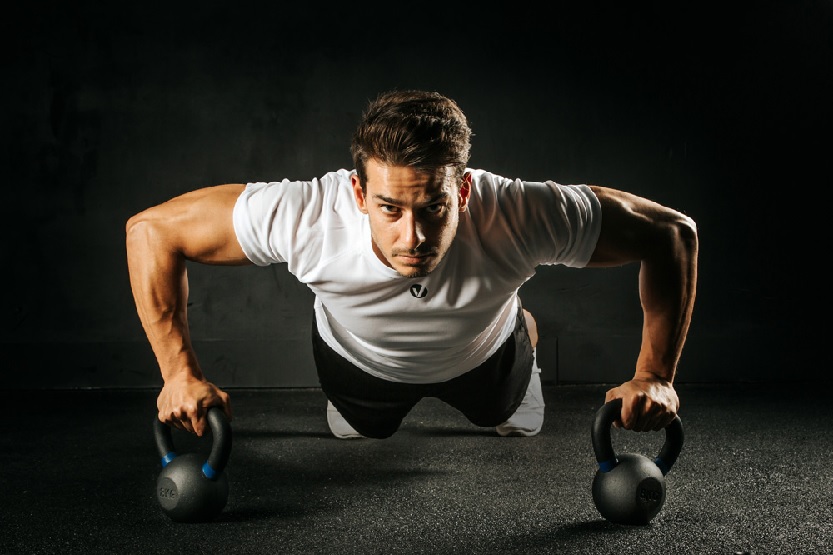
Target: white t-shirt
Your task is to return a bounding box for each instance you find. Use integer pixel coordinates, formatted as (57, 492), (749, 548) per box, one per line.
(233, 168), (601, 383)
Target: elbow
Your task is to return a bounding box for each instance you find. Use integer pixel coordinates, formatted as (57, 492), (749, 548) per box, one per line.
(676, 214), (698, 256)
(662, 214), (698, 275)
(125, 211), (143, 238)
(125, 211), (147, 246)
(125, 209), (161, 257)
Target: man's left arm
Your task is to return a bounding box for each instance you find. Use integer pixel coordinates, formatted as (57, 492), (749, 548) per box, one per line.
(586, 185), (699, 432)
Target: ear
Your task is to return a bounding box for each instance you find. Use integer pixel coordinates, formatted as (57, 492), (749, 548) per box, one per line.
(351, 174), (368, 214)
(458, 172), (472, 212)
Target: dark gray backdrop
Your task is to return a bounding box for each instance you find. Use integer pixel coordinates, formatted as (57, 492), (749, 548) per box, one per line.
(3, 3), (830, 389)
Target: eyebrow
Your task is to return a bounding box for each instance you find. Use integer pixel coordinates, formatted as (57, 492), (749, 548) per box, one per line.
(372, 192), (449, 206)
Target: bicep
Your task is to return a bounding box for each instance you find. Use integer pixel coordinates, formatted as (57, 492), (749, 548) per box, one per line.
(127, 184), (251, 266)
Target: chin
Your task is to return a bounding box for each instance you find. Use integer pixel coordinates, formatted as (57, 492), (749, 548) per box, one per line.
(395, 263), (435, 278)
(396, 267), (430, 278)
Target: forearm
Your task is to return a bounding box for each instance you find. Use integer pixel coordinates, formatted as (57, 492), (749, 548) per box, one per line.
(634, 218), (698, 383)
(126, 216), (203, 383)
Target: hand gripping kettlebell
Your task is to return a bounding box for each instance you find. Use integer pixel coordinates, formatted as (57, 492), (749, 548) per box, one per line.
(153, 407), (232, 523)
(591, 398), (684, 525)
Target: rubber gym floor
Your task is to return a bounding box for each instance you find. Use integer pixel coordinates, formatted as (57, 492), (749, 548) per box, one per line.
(2, 382), (830, 554)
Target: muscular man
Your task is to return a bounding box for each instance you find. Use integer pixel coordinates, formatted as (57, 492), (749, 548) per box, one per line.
(126, 90), (698, 440)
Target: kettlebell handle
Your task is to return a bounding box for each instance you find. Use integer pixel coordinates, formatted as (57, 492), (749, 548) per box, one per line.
(153, 407), (232, 480)
(592, 398), (684, 475)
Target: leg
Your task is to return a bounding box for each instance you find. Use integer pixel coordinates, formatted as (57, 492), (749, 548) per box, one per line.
(437, 302), (536, 430)
(496, 308), (545, 437)
(523, 308), (539, 349)
(311, 314), (422, 439)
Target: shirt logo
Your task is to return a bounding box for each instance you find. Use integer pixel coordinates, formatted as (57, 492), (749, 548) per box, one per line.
(409, 284), (428, 298)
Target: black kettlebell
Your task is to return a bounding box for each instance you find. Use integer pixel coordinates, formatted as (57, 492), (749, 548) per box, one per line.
(591, 398), (684, 525)
(153, 407), (232, 523)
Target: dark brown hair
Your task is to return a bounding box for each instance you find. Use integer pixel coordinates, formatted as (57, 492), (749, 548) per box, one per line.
(350, 90), (472, 189)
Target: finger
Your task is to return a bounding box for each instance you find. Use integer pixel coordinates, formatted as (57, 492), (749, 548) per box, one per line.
(171, 407), (196, 435)
(654, 410), (676, 431)
(172, 415), (191, 434)
(220, 391), (233, 421)
(621, 394), (646, 431)
(604, 388), (622, 427)
(640, 402), (674, 432)
(178, 414), (193, 434)
(192, 405), (207, 437)
(619, 398), (632, 430)
(640, 402), (665, 432)
(649, 410), (667, 431)
(636, 413), (654, 432)
(161, 410), (183, 432)
(636, 402), (657, 432)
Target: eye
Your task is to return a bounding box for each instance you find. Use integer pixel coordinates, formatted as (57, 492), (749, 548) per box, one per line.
(379, 204), (399, 214)
(424, 203), (446, 216)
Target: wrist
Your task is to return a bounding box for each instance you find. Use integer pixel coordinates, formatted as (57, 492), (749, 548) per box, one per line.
(162, 365), (204, 384)
(157, 348), (203, 382)
(633, 370), (673, 384)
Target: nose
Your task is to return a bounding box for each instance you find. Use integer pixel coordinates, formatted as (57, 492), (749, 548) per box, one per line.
(401, 213), (426, 250)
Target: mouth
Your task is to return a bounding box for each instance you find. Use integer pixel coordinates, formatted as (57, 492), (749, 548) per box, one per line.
(396, 254), (433, 266)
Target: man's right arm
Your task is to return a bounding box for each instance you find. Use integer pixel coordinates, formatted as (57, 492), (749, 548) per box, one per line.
(125, 184), (251, 436)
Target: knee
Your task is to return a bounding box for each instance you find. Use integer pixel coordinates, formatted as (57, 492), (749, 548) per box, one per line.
(523, 309), (538, 348)
(361, 423), (401, 439)
(347, 414), (403, 439)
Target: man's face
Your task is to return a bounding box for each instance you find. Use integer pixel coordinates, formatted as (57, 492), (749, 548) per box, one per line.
(352, 159), (471, 278)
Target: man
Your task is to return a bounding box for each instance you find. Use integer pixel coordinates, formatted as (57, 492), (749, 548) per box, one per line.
(126, 90), (698, 440)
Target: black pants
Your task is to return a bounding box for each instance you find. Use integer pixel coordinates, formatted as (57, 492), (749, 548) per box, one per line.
(312, 304), (534, 439)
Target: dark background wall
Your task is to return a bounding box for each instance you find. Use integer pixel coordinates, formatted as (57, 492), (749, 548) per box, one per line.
(2, 3), (830, 389)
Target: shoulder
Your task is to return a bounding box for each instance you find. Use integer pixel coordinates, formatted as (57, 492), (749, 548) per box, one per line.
(467, 168), (598, 209)
(240, 169), (355, 209)
(468, 168), (510, 191)
(234, 169), (362, 238)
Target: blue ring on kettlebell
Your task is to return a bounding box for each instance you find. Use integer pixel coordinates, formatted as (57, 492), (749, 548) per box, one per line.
(598, 458), (618, 473)
(202, 462), (218, 480)
(654, 456), (670, 475)
(161, 451), (177, 468)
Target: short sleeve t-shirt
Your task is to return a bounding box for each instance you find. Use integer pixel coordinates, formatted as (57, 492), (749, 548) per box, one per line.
(233, 168), (601, 383)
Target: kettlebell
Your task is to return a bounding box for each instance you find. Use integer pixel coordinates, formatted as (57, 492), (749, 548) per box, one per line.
(591, 398), (684, 525)
(153, 407), (232, 523)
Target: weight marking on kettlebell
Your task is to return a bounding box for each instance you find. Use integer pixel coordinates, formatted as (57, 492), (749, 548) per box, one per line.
(159, 487), (178, 499)
(638, 486), (661, 503)
(157, 477), (180, 510)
